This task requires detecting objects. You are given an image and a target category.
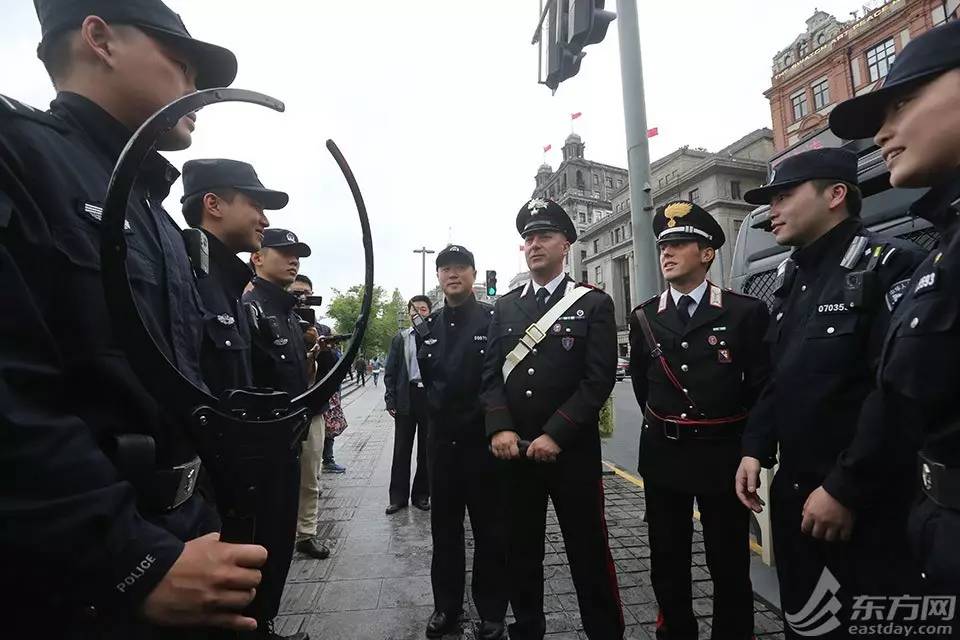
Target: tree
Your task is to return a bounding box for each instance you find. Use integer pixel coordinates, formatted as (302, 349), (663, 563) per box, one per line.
(326, 285), (407, 359)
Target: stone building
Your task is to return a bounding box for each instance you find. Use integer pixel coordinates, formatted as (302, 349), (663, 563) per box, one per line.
(765, 0), (957, 151)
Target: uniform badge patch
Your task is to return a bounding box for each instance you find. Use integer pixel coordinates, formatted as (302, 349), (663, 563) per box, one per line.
(217, 313), (235, 326)
(885, 279), (911, 311)
(273, 337), (289, 346)
(553, 323), (562, 333)
(915, 271), (936, 294)
(708, 335), (718, 346)
(576, 309), (585, 318)
(425, 338), (438, 345)
(561, 337), (575, 351)
(717, 348), (732, 364)
(285, 232), (296, 242)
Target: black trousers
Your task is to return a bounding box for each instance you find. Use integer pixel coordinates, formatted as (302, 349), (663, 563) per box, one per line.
(772, 472), (922, 640)
(644, 481), (753, 640)
(909, 496), (960, 594)
(504, 457), (624, 640)
(428, 434), (509, 621)
(389, 384), (430, 505)
(356, 369), (366, 385)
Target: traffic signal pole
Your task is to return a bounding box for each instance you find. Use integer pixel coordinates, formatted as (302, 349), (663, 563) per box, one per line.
(615, 0), (660, 304)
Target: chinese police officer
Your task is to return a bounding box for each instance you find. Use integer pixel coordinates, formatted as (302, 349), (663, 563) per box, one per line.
(482, 198), (624, 640)
(736, 148), (925, 638)
(630, 202), (770, 640)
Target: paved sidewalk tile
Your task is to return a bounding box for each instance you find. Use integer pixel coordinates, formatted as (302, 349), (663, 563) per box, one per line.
(277, 385), (785, 640)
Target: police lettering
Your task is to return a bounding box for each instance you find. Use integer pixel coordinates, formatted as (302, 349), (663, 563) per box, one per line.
(915, 272), (936, 292)
(115, 554), (156, 593)
(818, 303), (848, 313)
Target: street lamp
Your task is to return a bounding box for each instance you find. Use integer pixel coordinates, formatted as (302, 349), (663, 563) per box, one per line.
(412, 246), (435, 295)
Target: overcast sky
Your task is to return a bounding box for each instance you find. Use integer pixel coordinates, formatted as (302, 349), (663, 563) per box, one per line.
(2, 0), (866, 312)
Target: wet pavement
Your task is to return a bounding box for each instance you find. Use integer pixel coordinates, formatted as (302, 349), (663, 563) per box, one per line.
(276, 384), (786, 640)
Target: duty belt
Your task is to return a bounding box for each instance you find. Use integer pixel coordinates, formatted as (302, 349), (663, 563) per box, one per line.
(645, 407), (747, 441)
(919, 450), (960, 511)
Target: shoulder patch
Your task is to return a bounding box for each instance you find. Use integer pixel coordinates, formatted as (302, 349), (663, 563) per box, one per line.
(886, 278), (911, 311)
(0, 95), (68, 132)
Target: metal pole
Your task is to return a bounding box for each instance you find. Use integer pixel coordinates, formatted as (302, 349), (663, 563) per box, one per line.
(412, 246), (435, 295)
(616, 0), (660, 305)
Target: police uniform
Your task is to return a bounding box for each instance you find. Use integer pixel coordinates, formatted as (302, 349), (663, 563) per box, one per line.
(629, 202), (769, 640)
(741, 150), (926, 639)
(481, 199), (624, 640)
(829, 21), (960, 595)
(417, 245), (508, 639)
(0, 0), (236, 633)
(180, 158), (289, 396)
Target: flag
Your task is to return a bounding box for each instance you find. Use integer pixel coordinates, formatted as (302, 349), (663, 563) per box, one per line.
(647, 127), (659, 138)
(570, 111), (582, 120)
(543, 144), (552, 152)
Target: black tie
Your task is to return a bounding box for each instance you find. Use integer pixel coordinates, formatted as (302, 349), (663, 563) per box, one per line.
(677, 295), (694, 325)
(536, 287), (550, 313)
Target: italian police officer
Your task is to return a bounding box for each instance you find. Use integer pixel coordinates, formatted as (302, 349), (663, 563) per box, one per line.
(481, 198), (624, 640)
(735, 148), (925, 638)
(829, 19), (960, 594)
(0, 0), (275, 636)
(417, 244), (509, 640)
(630, 201), (770, 640)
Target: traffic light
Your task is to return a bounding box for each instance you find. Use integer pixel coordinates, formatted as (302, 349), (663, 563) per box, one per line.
(568, 0), (617, 50)
(540, 0), (616, 91)
(486, 270), (498, 297)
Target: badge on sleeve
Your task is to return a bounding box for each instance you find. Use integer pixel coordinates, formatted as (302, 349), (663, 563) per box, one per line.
(885, 279), (911, 311)
(717, 348), (732, 364)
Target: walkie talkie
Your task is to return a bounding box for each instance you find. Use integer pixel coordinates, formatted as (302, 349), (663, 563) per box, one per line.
(412, 313), (431, 338)
(182, 228), (209, 278)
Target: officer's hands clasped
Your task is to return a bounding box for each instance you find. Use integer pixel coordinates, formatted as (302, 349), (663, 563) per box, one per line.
(490, 431), (561, 463)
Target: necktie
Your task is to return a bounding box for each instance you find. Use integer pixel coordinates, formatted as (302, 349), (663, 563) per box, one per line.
(677, 295), (694, 325)
(536, 287), (550, 313)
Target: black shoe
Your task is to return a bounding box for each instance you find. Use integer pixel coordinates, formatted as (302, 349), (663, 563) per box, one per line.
(385, 503), (407, 515)
(259, 619), (309, 639)
(425, 610), (461, 638)
(295, 537), (330, 559)
(412, 497), (431, 511)
(476, 621), (506, 640)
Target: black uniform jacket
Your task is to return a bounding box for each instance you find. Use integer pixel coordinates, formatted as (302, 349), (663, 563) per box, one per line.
(0, 93), (209, 613)
(629, 282), (771, 494)
(417, 294), (495, 444)
(196, 229), (254, 396)
(480, 276), (618, 466)
(244, 276), (310, 396)
(743, 217), (925, 509)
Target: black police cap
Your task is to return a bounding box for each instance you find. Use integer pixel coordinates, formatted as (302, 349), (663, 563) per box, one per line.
(652, 201), (725, 249)
(260, 228), (311, 258)
(516, 197), (577, 243)
(830, 20), (960, 140)
(743, 148), (858, 205)
(34, 0), (238, 90)
(181, 159), (289, 210)
(435, 244), (475, 269)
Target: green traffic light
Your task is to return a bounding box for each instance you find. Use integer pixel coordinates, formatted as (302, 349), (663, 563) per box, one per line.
(487, 287), (496, 296)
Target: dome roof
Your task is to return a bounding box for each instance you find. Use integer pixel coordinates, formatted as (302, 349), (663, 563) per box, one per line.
(537, 162), (553, 173)
(565, 132), (582, 144)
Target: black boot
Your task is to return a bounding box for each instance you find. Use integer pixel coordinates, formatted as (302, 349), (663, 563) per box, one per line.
(425, 610), (461, 638)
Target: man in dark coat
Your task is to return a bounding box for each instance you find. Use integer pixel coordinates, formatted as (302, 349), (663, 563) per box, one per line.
(630, 201), (769, 640)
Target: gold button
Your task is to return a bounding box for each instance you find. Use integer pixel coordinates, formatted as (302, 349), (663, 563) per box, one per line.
(525, 390), (533, 398)
(911, 317), (919, 329)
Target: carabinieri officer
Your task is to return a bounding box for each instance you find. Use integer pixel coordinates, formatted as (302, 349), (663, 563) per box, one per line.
(630, 201), (769, 640)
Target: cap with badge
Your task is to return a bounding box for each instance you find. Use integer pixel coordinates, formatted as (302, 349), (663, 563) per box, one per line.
(180, 159), (289, 209)
(652, 201), (725, 249)
(260, 228), (311, 257)
(743, 148), (858, 205)
(435, 244), (475, 269)
(516, 197), (578, 243)
(830, 20), (960, 140)
(33, 0), (238, 90)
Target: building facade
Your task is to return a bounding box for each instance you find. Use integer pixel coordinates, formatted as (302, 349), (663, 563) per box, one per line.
(766, 0), (957, 151)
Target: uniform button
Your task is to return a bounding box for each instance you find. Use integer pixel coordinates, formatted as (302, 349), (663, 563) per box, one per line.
(720, 341), (726, 346)
(480, 349), (484, 354)
(280, 354), (286, 360)
(793, 483), (800, 490)
(681, 341), (689, 349)
(427, 353), (432, 358)
(776, 312), (784, 321)
(532, 348), (538, 355)
(826, 327), (835, 335)
(528, 368), (535, 375)
(681, 364), (689, 372)
(82, 605), (97, 620)
(801, 285), (807, 292)
(682, 388), (689, 394)
(525, 390), (533, 398)
(508, 327), (513, 332)
(450, 322), (455, 327)
(680, 413), (687, 419)
(225, 340), (232, 347)
(565, 328), (571, 333)
(911, 317), (920, 329)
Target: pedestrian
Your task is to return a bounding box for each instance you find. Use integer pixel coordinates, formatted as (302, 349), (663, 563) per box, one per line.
(0, 1), (274, 636)
(482, 198), (624, 640)
(321, 392), (348, 474)
(383, 295), (433, 514)
(630, 201), (770, 640)
(418, 245), (509, 640)
(371, 356), (382, 386)
(828, 20), (960, 595)
(735, 148), (925, 639)
(355, 355), (367, 386)
(288, 275), (333, 562)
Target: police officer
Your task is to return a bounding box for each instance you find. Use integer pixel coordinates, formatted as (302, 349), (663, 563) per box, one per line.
(735, 149), (925, 638)
(828, 20), (960, 594)
(630, 202), (769, 640)
(180, 158), (287, 396)
(416, 244), (508, 640)
(482, 199), (624, 640)
(0, 1), (273, 635)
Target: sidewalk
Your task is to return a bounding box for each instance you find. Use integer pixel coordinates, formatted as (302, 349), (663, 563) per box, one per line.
(276, 384), (786, 640)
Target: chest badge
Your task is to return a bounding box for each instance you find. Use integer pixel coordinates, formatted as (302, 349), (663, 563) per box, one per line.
(273, 337), (289, 346)
(708, 335), (718, 346)
(553, 323), (562, 334)
(717, 348), (732, 364)
(561, 337), (575, 351)
(425, 338), (438, 345)
(576, 309), (585, 318)
(217, 313), (236, 326)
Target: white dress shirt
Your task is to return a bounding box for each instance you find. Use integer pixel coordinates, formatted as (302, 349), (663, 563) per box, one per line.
(522, 271), (568, 298)
(669, 280), (708, 318)
(403, 327), (422, 384)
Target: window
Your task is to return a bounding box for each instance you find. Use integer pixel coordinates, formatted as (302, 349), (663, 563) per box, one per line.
(812, 79), (830, 110)
(799, 41), (809, 57)
(593, 174), (600, 186)
(614, 227), (622, 243)
(617, 179), (624, 188)
(866, 38), (896, 82)
(579, 212), (586, 224)
(595, 266), (602, 283)
(730, 181), (741, 200)
(689, 188), (701, 203)
(576, 170), (585, 188)
(791, 90), (809, 121)
(581, 270), (588, 282)
(593, 239), (600, 254)
(594, 191), (601, 199)
(580, 250), (587, 261)
(605, 176), (613, 188)
(561, 174), (567, 192)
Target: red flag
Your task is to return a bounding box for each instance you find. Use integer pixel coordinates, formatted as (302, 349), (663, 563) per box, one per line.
(543, 144), (552, 152)
(570, 111), (582, 120)
(647, 127), (659, 138)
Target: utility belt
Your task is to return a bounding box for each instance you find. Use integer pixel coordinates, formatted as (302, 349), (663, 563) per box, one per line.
(112, 434), (201, 512)
(919, 449), (960, 511)
(645, 406), (747, 442)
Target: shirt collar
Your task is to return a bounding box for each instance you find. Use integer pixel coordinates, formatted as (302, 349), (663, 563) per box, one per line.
(50, 92), (181, 200)
(669, 279), (708, 307)
(251, 275), (298, 312)
(201, 229), (253, 299)
(523, 271), (568, 297)
(791, 217), (862, 273)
